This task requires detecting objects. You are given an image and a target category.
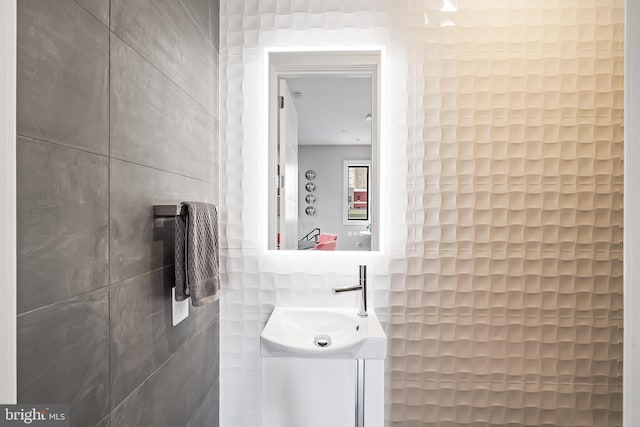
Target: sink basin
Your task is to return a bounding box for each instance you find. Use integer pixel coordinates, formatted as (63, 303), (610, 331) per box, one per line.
(260, 307), (387, 359)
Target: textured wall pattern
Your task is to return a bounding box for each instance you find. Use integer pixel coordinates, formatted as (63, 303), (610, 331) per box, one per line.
(219, 1), (623, 426)
(17, 0), (220, 425)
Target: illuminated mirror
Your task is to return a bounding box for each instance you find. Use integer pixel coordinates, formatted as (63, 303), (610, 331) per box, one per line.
(267, 51), (380, 251)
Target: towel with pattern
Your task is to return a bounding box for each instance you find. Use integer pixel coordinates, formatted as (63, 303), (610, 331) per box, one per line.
(175, 202), (220, 307)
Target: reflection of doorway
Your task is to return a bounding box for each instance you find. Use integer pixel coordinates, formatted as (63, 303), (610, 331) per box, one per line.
(276, 79), (299, 250)
(288, 77), (373, 247)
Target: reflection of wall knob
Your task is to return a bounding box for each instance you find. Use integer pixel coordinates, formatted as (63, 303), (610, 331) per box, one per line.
(305, 206), (315, 216)
(305, 182), (316, 192)
(305, 194), (316, 203)
(305, 170), (316, 180)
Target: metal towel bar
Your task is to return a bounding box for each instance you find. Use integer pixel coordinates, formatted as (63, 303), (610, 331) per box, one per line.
(153, 204), (184, 218)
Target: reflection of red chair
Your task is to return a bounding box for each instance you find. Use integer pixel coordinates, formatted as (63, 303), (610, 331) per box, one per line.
(314, 233), (337, 250)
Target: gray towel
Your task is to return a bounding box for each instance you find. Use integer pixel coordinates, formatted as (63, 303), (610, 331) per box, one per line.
(175, 202), (220, 307)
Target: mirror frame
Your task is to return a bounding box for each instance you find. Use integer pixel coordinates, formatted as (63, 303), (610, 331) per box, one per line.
(267, 50), (381, 252)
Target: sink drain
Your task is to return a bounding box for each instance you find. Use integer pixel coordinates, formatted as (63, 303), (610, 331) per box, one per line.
(314, 335), (331, 348)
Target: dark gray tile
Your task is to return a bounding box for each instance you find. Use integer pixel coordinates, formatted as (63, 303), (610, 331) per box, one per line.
(109, 159), (216, 283)
(17, 0), (109, 155)
(110, 35), (217, 182)
(181, 0), (210, 37)
(18, 288), (109, 427)
(74, 0), (109, 26)
(17, 138), (109, 314)
(110, 267), (219, 407)
(186, 380), (219, 427)
(111, 0), (217, 115)
(110, 320), (219, 427)
(210, 0), (219, 51)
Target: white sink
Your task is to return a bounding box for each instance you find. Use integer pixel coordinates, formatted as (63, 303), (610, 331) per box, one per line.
(260, 307), (387, 359)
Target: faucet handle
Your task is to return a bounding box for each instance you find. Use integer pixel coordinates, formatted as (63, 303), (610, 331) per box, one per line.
(332, 284), (362, 294)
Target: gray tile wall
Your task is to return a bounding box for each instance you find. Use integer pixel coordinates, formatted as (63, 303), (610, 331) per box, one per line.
(16, 1), (220, 426)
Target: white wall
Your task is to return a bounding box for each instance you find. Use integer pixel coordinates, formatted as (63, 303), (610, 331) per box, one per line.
(219, 2), (409, 425)
(624, 0), (639, 425)
(0, 0), (17, 404)
(220, 2), (626, 426)
(298, 145), (371, 250)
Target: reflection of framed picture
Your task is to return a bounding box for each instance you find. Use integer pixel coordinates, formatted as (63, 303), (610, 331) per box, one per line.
(305, 194), (316, 204)
(305, 170), (316, 180)
(305, 182), (316, 192)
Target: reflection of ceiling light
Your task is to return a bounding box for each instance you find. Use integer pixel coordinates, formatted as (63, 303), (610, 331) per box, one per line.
(423, 12), (429, 25)
(441, 0), (457, 12)
(364, 114), (372, 122)
(441, 19), (455, 27)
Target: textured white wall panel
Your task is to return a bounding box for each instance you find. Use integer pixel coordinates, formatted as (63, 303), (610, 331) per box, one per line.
(219, 2), (410, 425)
(220, 1), (623, 426)
(221, 1), (408, 427)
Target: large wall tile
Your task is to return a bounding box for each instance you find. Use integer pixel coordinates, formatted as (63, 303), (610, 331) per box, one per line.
(180, 0), (210, 38)
(18, 288), (109, 427)
(17, 0), (220, 424)
(110, 320), (219, 427)
(110, 267), (219, 406)
(111, 0), (217, 115)
(186, 380), (219, 427)
(110, 159), (216, 284)
(74, 0), (109, 26)
(110, 35), (216, 182)
(17, 0), (108, 155)
(17, 137), (108, 314)
(209, 0), (219, 51)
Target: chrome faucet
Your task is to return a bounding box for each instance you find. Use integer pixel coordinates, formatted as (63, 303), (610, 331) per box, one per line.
(332, 265), (368, 317)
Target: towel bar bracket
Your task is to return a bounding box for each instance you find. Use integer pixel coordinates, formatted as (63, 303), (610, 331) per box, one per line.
(153, 204), (184, 218)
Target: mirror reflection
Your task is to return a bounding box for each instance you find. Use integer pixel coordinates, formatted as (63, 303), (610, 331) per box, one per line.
(345, 163), (370, 222)
(270, 53), (379, 251)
